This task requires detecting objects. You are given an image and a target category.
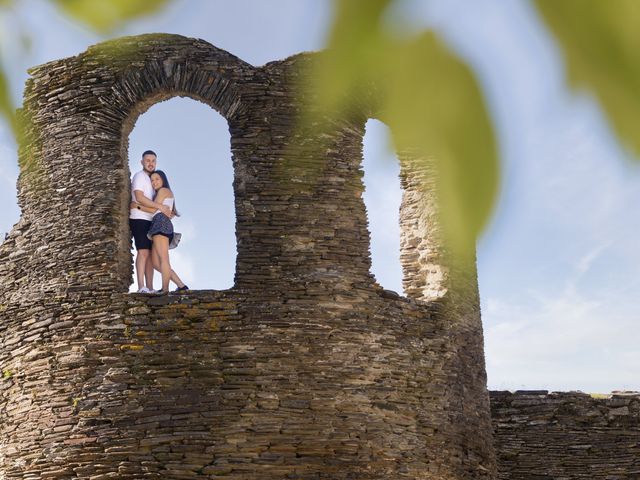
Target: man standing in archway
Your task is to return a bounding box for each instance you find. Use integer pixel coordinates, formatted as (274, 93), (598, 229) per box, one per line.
(129, 150), (172, 293)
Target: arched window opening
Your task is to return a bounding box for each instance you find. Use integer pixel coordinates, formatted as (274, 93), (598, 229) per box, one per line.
(362, 119), (404, 295)
(127, 97), (236, 291)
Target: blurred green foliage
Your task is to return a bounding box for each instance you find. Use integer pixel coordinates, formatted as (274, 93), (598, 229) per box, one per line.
(535, 0), (640, 158)
(0, 64), (15, 134)
(53, 0), (171, 33)
(314, 0), (640, 257)
(312, 0), (497, 258)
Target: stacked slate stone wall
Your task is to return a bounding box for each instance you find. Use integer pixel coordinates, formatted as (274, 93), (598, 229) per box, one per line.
(490, 390), (640, 479)
(0, 34), (496, 478)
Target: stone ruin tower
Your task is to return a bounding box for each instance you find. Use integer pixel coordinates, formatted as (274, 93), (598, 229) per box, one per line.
(0, 35), (495, 479)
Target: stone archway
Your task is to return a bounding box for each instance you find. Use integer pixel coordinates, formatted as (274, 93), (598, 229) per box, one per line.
(14, 34), (252, 296)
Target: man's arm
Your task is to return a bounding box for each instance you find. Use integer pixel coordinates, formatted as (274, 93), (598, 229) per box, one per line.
(130, 201), (156, 214)
(134, 190), (171, 216)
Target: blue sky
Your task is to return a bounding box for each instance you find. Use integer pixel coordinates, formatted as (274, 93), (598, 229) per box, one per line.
(0, 0), (638, 393)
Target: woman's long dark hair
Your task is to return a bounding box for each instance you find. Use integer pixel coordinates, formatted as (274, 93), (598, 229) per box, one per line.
(152, 170), (179, 216)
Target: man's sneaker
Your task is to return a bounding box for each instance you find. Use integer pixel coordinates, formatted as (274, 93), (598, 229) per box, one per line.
(174, 285), (189, 292)
(137, 287), (153, 294)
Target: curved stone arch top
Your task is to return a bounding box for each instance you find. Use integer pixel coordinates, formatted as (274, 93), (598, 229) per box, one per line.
(10, 34), (255, 295)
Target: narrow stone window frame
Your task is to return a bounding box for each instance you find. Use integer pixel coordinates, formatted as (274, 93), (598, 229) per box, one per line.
(361, 118), (404, 296)
(355, 113), (451, 302)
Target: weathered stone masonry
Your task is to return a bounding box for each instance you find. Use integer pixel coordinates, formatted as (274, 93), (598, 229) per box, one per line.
(0, 34), (495, 478)
(490, 391), (640, 479)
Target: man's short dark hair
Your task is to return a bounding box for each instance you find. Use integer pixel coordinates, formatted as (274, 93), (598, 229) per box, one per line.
(142, 150), (157, 158)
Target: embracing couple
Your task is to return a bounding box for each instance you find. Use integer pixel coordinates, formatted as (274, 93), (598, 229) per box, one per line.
(129, 150), (189, 294)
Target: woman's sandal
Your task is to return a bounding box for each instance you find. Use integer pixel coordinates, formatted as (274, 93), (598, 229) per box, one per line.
(174, 285), (189, 292)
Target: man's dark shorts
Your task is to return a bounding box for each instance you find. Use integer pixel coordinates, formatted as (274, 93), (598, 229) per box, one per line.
(130, 219), (152, 250)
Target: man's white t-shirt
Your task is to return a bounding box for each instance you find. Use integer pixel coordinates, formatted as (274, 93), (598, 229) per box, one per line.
(129, 170), (154, 221)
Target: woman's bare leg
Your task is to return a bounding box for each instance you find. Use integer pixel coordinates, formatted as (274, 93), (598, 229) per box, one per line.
(151, 248), (185, 289)
(152, 246), (161, 273)
(171, 269), (186, 289)
(152, 235), (171, 292)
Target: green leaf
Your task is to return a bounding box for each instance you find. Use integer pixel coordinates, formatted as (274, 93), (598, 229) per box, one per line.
(535, 0), (640, 158)
(0, 60), (17, 137)
(383, 33), (498, 258)
(52, 0), (172, 33)
(312, 0), (391, 115)
(307, 0), (498, 257)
